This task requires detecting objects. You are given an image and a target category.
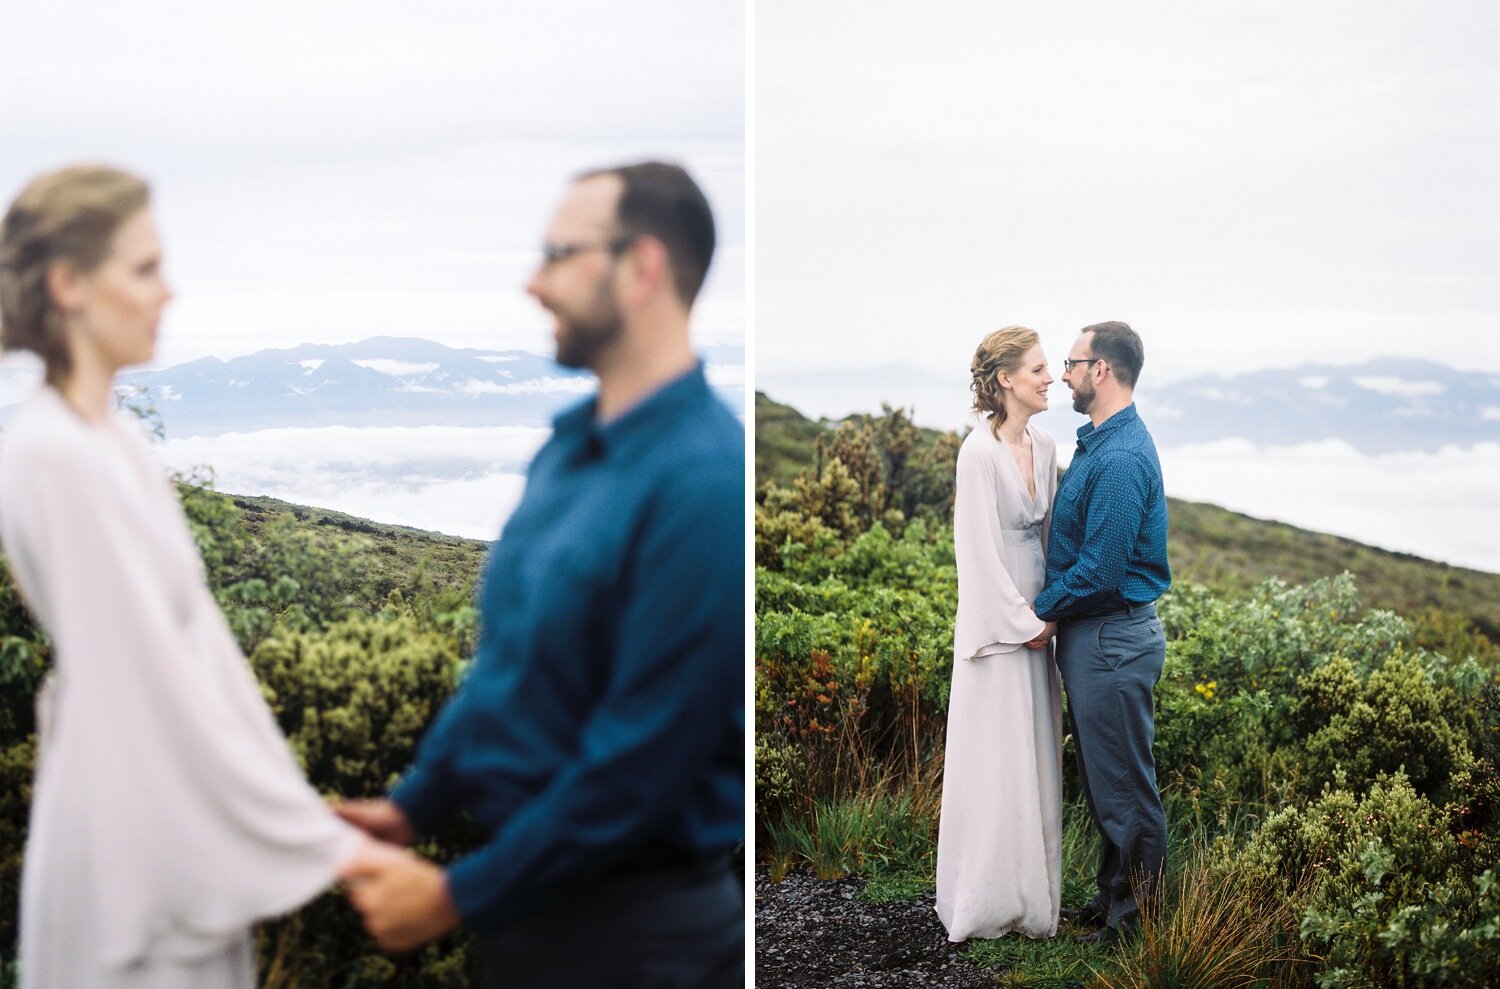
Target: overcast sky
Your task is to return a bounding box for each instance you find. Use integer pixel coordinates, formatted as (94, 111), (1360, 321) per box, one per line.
(756, 1), (1500, 387)
(0, 1), (744, 368)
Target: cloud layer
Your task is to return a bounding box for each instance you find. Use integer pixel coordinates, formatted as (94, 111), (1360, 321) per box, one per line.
(1160, 440), (1500, 573)
(159, 424), (552, 540)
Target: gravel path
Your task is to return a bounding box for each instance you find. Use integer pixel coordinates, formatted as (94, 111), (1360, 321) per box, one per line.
(754, 870), (1000, 988)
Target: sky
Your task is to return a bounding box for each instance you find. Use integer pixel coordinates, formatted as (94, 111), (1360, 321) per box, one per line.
(754, 1), (1500, 573)
(756, 1), (1500, 388)
(0, 0), (745, 368)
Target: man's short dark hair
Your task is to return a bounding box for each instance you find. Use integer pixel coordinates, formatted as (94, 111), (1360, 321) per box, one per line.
(1082, 320), (1144, 388)
(578, 161), (715, 306)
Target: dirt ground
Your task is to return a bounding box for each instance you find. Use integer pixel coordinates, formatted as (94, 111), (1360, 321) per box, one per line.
(754, 870), (1001, 988)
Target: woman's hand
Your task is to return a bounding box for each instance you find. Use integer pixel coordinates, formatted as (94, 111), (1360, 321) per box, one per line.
(333, 798), (416, 846)
(1025, 621), (1057, 650)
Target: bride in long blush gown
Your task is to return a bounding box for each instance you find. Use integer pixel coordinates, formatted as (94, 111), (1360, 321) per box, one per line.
(0, 165), (379, 989)
(935, 326), (1062, 942)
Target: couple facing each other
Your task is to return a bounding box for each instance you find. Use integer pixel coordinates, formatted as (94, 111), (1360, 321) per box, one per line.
(936, 321), (1172, 948)
(0, 161), (743, 988)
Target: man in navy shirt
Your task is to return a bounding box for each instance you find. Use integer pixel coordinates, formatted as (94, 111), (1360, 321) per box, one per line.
(337, 163), (744, 987)
(1032, 321), (1170, 948)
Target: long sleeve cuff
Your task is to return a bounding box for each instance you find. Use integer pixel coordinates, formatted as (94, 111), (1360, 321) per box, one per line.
(1035, 586), (1105, 622)
(389, 763), (452, 836)
(444, 848), (517, 931)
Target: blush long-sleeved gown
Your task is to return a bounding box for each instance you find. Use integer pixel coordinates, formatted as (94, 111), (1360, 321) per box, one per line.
(0, 388), (360, 988)
(935, 421), (1062, 941)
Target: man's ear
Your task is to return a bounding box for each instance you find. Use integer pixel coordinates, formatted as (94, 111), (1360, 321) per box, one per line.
(622, 234), (670, 306)
(44, 259), (85, 314)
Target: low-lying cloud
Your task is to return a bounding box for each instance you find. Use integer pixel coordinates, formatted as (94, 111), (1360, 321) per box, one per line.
(1158, 440), (1500, 574)
(454, 377), (595, 397)
(1353, 376), (1446, 398)
(159, 424), (551, 540)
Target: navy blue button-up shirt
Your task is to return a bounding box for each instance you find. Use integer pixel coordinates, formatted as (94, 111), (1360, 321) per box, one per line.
(1033, 403), (1170, 621)
(390, 364), (744, 932)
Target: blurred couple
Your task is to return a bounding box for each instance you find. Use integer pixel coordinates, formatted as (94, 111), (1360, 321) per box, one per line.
(0, 161), (743, 987)
(935, 322), (1171, 950)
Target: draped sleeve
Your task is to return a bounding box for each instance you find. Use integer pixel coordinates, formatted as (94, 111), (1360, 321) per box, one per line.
(952, 428), (1047, 662)
(0, 403), (360, 968)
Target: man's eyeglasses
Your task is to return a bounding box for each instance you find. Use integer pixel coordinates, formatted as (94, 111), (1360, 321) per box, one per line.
(1061, 358), (1103, 372)
(540, 235), (635, 266)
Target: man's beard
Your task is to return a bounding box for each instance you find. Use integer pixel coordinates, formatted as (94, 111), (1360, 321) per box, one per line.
(1071, 377), (1095, 414)
(553, 284), (624, 370)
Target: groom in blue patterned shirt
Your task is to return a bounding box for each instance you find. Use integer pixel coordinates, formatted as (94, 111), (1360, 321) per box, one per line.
(336, 162), (744, 987)
(1033, 320), (1170, 947)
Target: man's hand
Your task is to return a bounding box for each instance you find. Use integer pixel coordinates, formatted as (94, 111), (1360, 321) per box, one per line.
(1025, 621), (1058, 650)
(340, 843), (460, 952)
(333, 798), (416, 846)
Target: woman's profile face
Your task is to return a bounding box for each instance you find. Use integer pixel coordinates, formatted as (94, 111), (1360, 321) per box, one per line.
(1001, 343), (1052, 415)
(57, 207), (172, 374)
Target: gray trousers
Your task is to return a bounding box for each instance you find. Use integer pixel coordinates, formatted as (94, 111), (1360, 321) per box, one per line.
(1055, 602), (1168, 931)
(476, 864), (743, 989)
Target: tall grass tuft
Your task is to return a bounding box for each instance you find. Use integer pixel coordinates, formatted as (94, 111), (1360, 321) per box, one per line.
(1085, 851), (1310, 989)
(763, 767), (942, 883)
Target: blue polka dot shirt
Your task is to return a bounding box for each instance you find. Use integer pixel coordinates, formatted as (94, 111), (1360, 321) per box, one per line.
(1033, 403), (1171, 621)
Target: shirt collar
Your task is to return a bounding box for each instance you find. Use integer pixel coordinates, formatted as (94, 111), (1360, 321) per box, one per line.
(1074, 402), (1138, 453)
(553, 361), (710, 456)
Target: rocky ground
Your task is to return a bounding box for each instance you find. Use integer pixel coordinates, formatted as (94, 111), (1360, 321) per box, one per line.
(754, 870), (1001, 988)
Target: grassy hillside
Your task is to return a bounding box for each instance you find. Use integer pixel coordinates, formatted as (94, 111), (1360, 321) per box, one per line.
(755, 390), (1500, 644)
(756, 391), (828, 488)
(226, 491), (489, 598)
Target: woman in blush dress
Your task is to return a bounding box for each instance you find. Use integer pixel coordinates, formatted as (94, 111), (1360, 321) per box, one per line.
(0, 165), (387, 988)
(935, 325), (1062, 942)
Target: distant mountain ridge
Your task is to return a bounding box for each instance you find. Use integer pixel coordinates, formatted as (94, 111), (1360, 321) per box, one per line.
(758, 357), (1498, 454)
(1137, 358), (1499, 453)
(0, 337), (745, 438)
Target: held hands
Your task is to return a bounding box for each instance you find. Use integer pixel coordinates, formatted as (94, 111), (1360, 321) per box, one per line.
(1025, 620), (1058, 650)
(339, 836), (460, 952)
(333, 798), (416, 846)
(335, 799), (456, 951)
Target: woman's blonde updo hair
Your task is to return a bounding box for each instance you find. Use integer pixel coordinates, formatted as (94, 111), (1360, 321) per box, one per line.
(970, 325), (1039, 438)
(0, 164), (151, 383)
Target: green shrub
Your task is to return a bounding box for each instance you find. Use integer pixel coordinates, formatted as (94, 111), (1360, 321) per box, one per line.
(1240, 774), (1500, 987)
(1152, 575), (1491, 817)
(1410, 607), (1500, 670)
(1295, 654), (1470, 803)
(755, 516), (958, 818)
(249, 610), (463, 795)
(0, 741), (32, 956)
(755, 459), (866, 572)
(248, 611), (475, 987)
(0, 556), (45, 741)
